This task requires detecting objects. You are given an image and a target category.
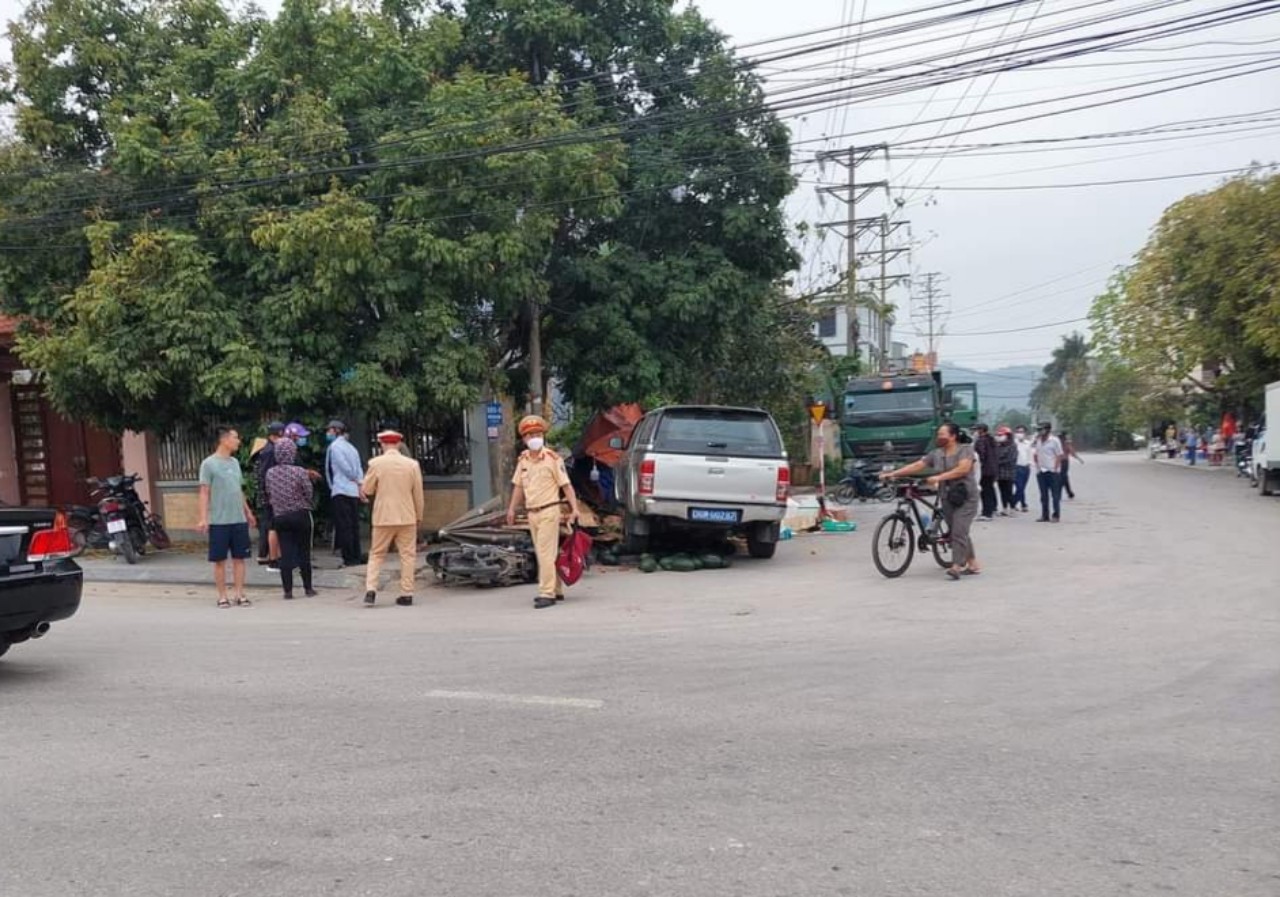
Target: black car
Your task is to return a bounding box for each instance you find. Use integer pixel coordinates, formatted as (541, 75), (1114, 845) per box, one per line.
(0, 506), (83, 659)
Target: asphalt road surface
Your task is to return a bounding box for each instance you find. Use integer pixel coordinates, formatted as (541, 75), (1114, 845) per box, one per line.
(2, 454), (1277, 897)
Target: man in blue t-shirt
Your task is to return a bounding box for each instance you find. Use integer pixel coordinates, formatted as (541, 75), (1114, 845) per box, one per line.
(199, 427), (258, 608)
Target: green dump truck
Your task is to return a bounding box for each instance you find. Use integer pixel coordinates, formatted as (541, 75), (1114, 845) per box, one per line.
(839, 371), (978, 465)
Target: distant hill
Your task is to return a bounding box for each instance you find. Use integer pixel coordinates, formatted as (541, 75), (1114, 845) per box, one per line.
(939, 362), (1040, 413)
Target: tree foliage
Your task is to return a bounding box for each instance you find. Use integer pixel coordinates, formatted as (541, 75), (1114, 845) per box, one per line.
(1032, 333), (1182, 449)
(1090, 169), (1280, 417)
(0, 0), (804, 433)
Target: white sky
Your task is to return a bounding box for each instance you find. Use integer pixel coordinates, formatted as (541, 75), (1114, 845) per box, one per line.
(3, 0), (1278, 372)
(696, 0), (1280, 370)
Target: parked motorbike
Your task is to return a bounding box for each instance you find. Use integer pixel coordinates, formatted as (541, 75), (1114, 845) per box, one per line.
(88, 474), (172, 564)
(831, 460), (896, 504)
(1236, 439), (1257, 486)
(64, 500), (112, 557)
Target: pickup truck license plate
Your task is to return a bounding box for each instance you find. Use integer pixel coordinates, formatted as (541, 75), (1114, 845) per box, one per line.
(688, 508), (742, 524)
(107, 519), (128, 534)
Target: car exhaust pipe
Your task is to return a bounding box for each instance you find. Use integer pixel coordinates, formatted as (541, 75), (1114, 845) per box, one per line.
(29, 621), (51, 639)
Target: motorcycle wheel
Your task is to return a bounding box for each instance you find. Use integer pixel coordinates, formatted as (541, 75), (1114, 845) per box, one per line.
(119, 534), (139, 565)
(67, 522), (90, 558)
(874, 485), (896, 503)
(830, 484), (856, 505)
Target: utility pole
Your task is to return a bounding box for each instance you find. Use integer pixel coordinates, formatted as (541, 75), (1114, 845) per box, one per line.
(527, 53), (546, 419)
(815, 145), (908, 368)
(528, 298), (543, 418)
(912, 272), (949, 368)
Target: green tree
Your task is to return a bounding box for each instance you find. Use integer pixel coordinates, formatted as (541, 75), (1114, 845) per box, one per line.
(452, 0), (801, 410)
(1091, 169), (1280, 418)
(2, 0), (804, 434)
(1030, 332), (1093, 420)
(1, 0), (623, 432)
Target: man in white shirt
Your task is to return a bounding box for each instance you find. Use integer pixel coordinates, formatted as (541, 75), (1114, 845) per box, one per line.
(1032, 421), (1065, 523)
(1013, 425), (1034, 512)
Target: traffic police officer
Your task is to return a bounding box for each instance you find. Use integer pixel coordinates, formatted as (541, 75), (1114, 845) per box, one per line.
(506, 415), (582, 609)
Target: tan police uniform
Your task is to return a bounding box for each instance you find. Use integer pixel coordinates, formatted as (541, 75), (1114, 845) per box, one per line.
(363, 448), (425, 597)
(513, 448), (570, 599)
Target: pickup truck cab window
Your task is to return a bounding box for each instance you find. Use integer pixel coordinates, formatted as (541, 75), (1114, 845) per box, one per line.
(653, 410), (783, 458)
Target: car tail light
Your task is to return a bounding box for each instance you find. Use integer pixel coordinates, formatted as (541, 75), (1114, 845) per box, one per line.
(776, 467), (791, 502)
(639, 459), (656, 496)
(29, 520), (75, 563)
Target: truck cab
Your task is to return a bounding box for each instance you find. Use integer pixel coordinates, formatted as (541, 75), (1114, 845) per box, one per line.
(840, 373), (980, 465)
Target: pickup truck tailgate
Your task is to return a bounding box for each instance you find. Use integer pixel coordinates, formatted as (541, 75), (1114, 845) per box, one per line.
(648, 409), (786, 505)
(650, 453), (784, 504)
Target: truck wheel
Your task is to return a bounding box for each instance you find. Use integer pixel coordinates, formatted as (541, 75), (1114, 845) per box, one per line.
(747, 524), (778, 560)
(620, 513), (649, 555)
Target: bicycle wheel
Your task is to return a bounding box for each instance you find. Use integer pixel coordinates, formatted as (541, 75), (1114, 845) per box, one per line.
(872, 513), (915, 578)
(929, 513), (954, 569)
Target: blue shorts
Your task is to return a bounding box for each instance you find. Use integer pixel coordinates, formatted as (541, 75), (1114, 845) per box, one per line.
(208, 523), (252, 562)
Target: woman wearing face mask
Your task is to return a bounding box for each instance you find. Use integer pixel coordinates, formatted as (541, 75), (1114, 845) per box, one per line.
(881, 421), (981, 579)
(265, 438), (317, 600)
(995, 425), (1019, 515)
(506, 416), (583, 609)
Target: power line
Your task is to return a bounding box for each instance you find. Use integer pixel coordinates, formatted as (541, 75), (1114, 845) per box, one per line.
(924, 163), (1273, 190)
(947, 316), (1091, 336)
(899, 0), (1048, 194)
(4, 0), (1268, 206)
(9, 46), (1277, 233)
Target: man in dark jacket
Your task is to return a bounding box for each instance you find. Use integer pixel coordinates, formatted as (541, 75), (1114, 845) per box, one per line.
(973, 423), (999, 521)
(254, 421), (286, 569)
(995, 425), (1019, 516)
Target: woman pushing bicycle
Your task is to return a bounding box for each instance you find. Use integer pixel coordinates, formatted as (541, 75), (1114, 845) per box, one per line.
(880, 422), (982, 580)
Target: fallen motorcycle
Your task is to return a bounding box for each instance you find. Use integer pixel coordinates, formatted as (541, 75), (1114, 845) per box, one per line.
(424, 542), (538, 588)
(831, 460), (896, 504)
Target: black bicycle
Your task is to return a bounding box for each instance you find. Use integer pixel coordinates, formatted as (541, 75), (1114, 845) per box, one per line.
(871, 479), (953, 578)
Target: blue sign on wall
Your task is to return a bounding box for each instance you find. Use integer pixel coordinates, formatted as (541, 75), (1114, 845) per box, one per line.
(485, 402), (503, 427)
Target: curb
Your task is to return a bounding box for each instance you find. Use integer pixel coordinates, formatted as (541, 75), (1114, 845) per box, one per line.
(78, 558), (429, 590)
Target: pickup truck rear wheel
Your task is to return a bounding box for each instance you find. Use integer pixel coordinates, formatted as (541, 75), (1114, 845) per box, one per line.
(747, 524), (778, 560)
(620, 513), (650, 555)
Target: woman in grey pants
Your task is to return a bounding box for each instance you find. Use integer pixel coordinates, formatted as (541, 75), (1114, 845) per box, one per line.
(881, 422), (981, 579)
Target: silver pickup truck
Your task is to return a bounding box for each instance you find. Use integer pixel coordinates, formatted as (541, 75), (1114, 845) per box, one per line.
(614, 405), (790, 558)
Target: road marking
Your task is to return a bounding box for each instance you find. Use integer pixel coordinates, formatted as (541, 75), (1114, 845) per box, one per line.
(424, 689), (604, 710)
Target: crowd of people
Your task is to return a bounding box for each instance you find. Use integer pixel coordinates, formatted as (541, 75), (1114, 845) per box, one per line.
(1159, 417), (1252, 467)
(194, 409), (1085, 601)
(881, 420), (1081, 581)
(196, 415), (578, 611)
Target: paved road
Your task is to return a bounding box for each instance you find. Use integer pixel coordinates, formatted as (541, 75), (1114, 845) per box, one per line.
(2, 454), (1277, 897)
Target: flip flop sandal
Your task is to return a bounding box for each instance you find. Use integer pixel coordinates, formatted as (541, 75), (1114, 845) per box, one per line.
(945, 568), (962, 581)
(962, 569), (982, 576)
(235, 596), (253, 607)
(217, 598), (232, 608)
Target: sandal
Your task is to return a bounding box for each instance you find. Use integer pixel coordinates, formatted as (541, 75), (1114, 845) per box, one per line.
(945, 568), (962, 581)
(235, 596), (252, 607)
(217, 597), (232, 609)
(962, 568), (982, 576)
